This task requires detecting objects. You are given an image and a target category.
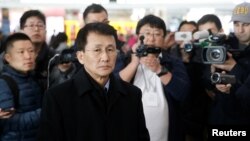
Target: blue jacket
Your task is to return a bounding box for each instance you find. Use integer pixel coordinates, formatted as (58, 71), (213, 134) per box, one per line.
(0, 65), (42, 141)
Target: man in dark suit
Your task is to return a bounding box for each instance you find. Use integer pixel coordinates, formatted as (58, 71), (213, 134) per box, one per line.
(38, 23), (150, 141)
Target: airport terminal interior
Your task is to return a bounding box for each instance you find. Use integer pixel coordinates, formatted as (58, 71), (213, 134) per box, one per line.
(0, 0), (248, 45)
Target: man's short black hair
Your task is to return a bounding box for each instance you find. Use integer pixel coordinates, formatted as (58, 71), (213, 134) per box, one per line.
(83, 3), (108, 22)
(76, 22), (117, 51)
(197, 14), (222, 31)
(3, 32), (32, 53)
(178, 20), (198, 32)
(20, 10), (46, 29)
(135, 14), (167, 37)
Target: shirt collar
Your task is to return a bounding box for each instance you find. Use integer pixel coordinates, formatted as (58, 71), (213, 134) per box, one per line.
(74, 67), (127, 96)
(104, 79), (110, 91)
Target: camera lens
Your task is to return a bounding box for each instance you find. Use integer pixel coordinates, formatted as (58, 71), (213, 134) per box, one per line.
(211, 73), (221, 83)
(210, 49), (221, 60)
(202, 46), (227, 64)
(184, 43), (193, 52)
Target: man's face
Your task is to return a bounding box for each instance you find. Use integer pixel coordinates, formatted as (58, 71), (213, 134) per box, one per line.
(77, 32), (117, 80)
(138, 24), (165, 48)
(4, 40), (36, 74)
(21, 16), (46, 44)
(234, 21), (250, 45)
(85, 11), (109, 24)
(198, 22), (221, 34)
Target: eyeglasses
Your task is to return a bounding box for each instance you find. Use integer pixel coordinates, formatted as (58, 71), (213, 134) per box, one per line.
(23, 23), (45, 30)
(139, 32), (163, 39)
(85, 47), (117, 56)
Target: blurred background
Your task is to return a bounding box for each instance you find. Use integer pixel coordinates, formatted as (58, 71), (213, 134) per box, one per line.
(0, 0), (249, 46)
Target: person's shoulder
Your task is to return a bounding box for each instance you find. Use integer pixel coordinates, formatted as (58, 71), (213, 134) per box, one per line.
(0, 75), (10, 89)
(47, 78), (74, 96)
(115, 78), (142, 95)
(162, 52), (182, 62)
(43, 43), (55, 56)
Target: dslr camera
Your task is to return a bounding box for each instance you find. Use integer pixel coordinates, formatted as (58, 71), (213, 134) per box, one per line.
(136, 36), (161, 57)
(210, 72), (236, 84)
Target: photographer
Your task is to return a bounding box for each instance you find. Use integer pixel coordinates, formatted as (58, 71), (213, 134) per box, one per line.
(167, 21), (211, 141)
(168, 20), (198, 63)
(205, 2), (250, 127)
(48, 48), (77, 88)
(117, 15), (190, 141)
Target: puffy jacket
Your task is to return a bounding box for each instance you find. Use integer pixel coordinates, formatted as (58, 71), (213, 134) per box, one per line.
(0, 65), (42, 141)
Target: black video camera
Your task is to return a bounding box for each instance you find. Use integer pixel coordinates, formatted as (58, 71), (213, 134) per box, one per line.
(136, 36), (161, 57)
(201, 34), (228, 64)
(201, 33), (244, 64)
(210, 72), (236, 84)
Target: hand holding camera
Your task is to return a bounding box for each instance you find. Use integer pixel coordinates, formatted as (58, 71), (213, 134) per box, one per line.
(215, 83), (232, 94)
(132, 35), (162, 73)
(211, 52), (236, 72)
(140, 54), (161, 73)
(135, 36), (161, 57)
(210, 71), (234, 94)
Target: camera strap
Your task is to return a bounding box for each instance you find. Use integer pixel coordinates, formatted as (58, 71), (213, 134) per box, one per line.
(0, 75), (19, 109)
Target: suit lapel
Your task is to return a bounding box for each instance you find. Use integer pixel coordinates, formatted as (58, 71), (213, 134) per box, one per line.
(106, 75), (126, 114)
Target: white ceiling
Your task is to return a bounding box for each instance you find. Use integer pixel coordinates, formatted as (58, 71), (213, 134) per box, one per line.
(0, 0), (248, 9)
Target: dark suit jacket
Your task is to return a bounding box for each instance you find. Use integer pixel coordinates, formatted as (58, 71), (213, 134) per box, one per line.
(38, 68), (150, 141)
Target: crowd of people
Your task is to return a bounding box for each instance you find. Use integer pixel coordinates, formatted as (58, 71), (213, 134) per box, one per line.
(0, 2), (250, 141)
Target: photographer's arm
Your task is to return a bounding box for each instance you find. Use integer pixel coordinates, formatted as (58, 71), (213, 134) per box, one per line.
(119, 43), (140, 82)
(155, 63), (173, 85)
(139, 53), (173, 85)
(161, 56), (190, 101)
(211, 52), (249, 95)
(3, 108), (41, 129)
(211, 53), (236, 94)
(119, 53), (139, 82)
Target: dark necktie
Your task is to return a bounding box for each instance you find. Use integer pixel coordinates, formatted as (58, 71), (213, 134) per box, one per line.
(104, 88), (108, 95)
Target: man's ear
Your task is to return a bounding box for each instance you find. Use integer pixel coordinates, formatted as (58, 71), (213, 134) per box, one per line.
(4, 53), (11, 64)
(76, 51), (84, 65)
